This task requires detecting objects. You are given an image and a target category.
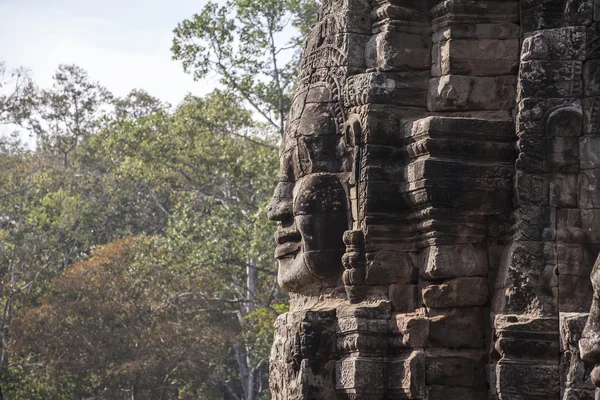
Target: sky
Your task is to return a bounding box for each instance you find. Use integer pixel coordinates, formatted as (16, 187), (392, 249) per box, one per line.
(0, 0), (219, 106)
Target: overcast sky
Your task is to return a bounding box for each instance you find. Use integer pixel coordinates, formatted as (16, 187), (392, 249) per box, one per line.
(1, 0), (218, 106)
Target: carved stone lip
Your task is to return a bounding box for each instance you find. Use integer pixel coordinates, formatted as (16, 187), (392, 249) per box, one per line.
(275, 242), (301, 259)
(275, 228), (301, 245)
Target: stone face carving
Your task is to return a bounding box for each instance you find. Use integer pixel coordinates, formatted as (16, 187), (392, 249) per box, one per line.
(268, 0), (600, 398)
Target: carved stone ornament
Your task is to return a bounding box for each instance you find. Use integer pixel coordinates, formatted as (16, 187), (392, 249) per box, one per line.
(267, 0), (600, 398)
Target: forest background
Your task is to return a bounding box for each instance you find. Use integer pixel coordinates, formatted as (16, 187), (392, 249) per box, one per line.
(0, 0), (316, 398)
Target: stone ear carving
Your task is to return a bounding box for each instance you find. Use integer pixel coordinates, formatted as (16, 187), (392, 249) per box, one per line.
(343, 114), (364, 221)
(341, 115), (366, 303)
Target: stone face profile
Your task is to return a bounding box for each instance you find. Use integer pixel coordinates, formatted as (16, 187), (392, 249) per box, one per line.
(267, 0), (600, 398)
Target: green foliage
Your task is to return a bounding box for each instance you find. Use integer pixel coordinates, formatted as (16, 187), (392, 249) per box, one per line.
(0, 0), (317, 397)
(172, 0), (317, 135)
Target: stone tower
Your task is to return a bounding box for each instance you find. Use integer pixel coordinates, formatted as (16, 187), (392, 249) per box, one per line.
(267, 0), (600, 398)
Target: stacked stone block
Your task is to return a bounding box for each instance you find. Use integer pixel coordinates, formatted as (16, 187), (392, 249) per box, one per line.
(560, 313), (595, 400)
(492, 0), (600, 398)
(269, 0), (600, 399)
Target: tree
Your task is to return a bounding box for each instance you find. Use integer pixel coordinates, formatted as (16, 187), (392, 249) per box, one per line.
(172, 0), (317, 136)
(102, 91), (283, 400)
(12, 237), (235, 399)
(28, 64), (113, 168)
(0, 75), (169, 399)
(0, 61), (35, 125)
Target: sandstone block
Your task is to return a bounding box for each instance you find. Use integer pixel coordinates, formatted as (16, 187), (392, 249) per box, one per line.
(580, 135), (600, 168)
(405, 116), (515, 141)
(432, 0), (519, 30)
(495, 336), (560, 361)
(494, 315), (560, 360)
(336, 356), (384, 395)
(429, 75), (516, 111)
(389, 311), (429, 350)
(336, 316), (390, 357)
(495, 361), (560, 397)
(514, 172), (548, 206)
(318, 0), (372, 34)
(548, 137), (581, 170)
(389, 283), (418, 313)
(521, 0), (593, 33)
(433, 38), (519, 76)
(550, 173), (579, 208)
(561, 313), (589, 350)
(422, 244), (488, 279)
(582, 209), (600, 244)
(563, 388), (596, 400)
(427, 385), (488, 400)
(559, 275), (593, 313)
(563, 354), (596, 391)
(428, 307), (485, 349)
(425, 349), (487, 388)
(422, 277), (489, 308)
(521, 27), (586, 62)
(366, 250), (418, 285)
(557, 243), (592, 276)
(512, 206), (554, 242)
(365, 31), (430, 71)
(589, 23), (600, 60)
(432, 23), (520, 43)
(580, 169), (600, 209)
(585, 60), (600, 97)
(345, 71), (429, 108)
(557, 208), (582, 230)
(584, 98), (600, 134)
(518, 61), (583, 100)
(385, 350), (426, 398)
(302, 32), (370, 69)
(517, 97), (582, 138)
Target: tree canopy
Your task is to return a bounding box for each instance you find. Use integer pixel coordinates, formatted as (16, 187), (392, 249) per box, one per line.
(0, 1), (316, 399)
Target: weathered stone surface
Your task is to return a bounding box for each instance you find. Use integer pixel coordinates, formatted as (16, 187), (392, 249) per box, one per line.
(389, 311), (429, 350)
(336, 356), (384, 395)
(384, 351), (426, 399)
(432, 23), (520, 43)
(365, 31), (430, 71)
(589, 23), (600, 60)
(560, 275), (594, 313)
(432, 38), (519, 76)
(521, 27), (586, 62)
(580, 169), (600, 209)
(496, 361), (560, 397)
(422, 277), (489, 308)
(422, 245), (488, 279)
(345, 71), (429, 107)
(584, 98), (600, 134)
(520, 0), (593, 33)
(427, 385), (488, 400)
(586, 61), (600, 97)
(425, 349), (487, 388)
(389, 283), (418, 313)
(518, 60), (583, 100)
(428, 308), (485, 349)
(563, 388), (596, 400)
(581, 135), (600, 168)
(582, 210), (600, 244)
(268, 0), (600, 398)
(366, 250), (418, 285)
(432, 0), (519, 30)
(429, 75), (517, 111)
